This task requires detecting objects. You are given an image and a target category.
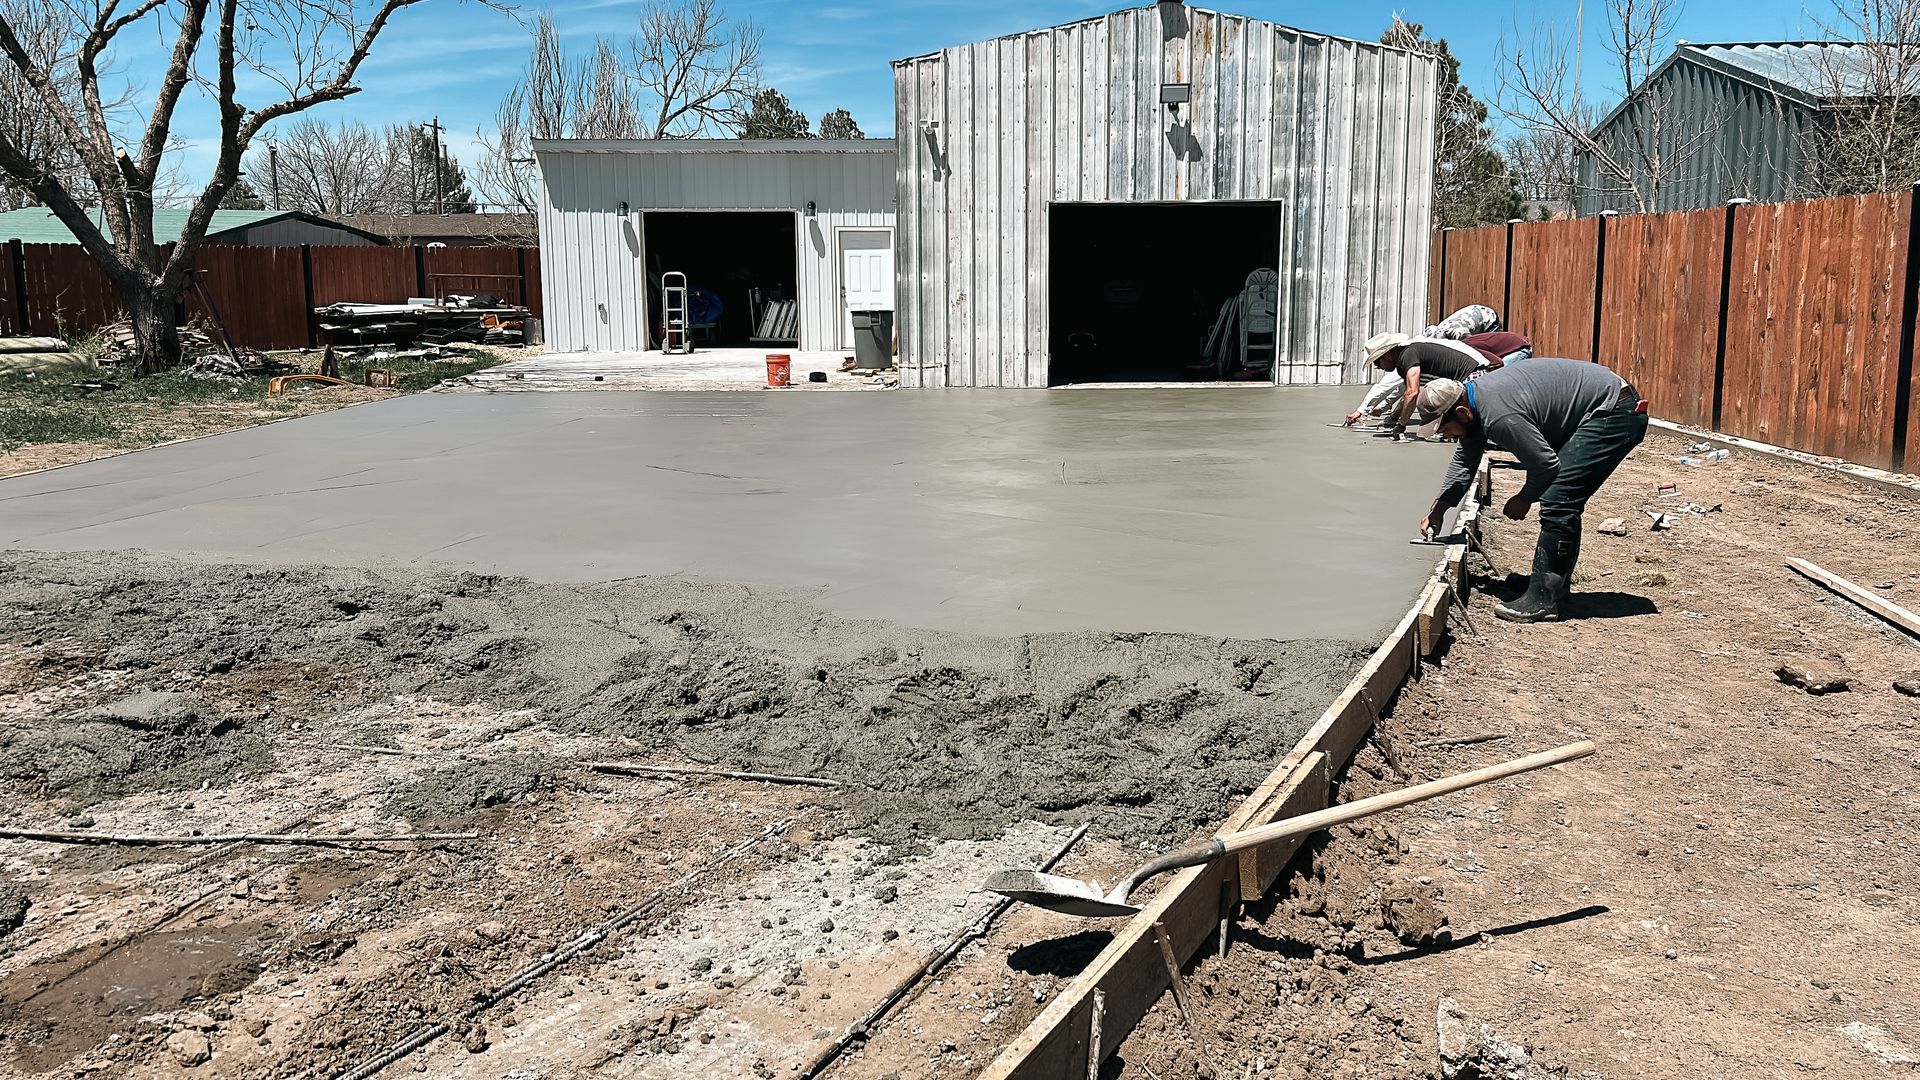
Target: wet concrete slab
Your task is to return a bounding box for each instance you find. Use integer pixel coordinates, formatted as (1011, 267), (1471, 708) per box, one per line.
(0, 387), (1449, 641)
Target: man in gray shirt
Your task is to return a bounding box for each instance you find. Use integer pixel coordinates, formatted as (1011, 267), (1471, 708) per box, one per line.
(1411, 358), (1649, 623)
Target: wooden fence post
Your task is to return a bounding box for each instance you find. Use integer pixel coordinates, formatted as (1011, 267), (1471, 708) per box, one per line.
(1893, 184), (1920, 472)
(7, 239), (27, 335)
(300, 245), (319, 348)
(1712, 199), (1749, 434)
(1592, 210), (1617, 362)
(1502, 218), (1519, 321)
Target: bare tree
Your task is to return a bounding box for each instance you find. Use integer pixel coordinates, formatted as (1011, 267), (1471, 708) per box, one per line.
(1504, 127), (1577, 209)
(477, 1), (760, 212)
(248, 118), (398, 215)
(0, 0), (467, 372)
(1802, 0), (1920, 195)
(1496, 0), (1716, 212)
(0, 0), (89, 211)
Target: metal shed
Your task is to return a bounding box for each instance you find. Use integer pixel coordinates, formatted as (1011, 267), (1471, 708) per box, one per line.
(1574, 42), (1853, 215)
(893, 3), (1438, 388)
(533, 139), (897, 354)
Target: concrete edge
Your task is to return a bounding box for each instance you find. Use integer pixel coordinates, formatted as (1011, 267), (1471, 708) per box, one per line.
(979, 463), (1487, 1079)
(1649, 419), (1920, 500)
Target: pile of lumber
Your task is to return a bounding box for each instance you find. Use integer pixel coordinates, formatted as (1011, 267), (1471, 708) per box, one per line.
(315, 301), (527, 347)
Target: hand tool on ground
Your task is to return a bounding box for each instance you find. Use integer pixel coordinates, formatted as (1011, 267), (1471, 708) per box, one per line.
(984, 740), (1595, 917)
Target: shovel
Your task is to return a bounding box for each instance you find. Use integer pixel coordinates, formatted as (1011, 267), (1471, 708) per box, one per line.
(984, 739), (1595, 917)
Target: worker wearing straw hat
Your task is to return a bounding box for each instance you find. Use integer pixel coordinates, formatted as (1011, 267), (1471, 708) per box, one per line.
(1410, 358), (1649, 623)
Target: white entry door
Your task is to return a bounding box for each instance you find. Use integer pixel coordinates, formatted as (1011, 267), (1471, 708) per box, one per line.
(839, 229), (894, 349)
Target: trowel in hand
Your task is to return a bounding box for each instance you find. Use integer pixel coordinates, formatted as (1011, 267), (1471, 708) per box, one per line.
(984, 740), (1595, 918)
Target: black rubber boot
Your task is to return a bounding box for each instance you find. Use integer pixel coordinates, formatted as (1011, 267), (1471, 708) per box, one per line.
(1496, 543), (1568, 623)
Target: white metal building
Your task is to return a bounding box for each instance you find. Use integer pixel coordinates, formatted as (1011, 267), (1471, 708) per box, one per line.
(533, 139), (897, 353)
(895, 4), (1438, 387)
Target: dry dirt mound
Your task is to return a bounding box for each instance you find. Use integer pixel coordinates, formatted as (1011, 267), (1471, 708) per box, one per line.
(0, 551), (1366, 845)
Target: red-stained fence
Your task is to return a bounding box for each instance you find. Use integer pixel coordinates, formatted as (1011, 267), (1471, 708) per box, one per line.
(5, 241), (542, 350)
(1429, 192), (1920, 471)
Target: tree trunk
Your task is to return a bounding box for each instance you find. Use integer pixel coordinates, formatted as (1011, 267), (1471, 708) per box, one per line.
(120, 276), (183, 375)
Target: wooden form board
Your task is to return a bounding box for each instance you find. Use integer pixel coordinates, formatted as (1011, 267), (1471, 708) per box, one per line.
(979, 478), (1486, 1080)
(1788, 558), (1920, 638)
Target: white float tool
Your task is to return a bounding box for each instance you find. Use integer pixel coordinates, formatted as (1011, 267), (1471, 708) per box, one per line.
(984, 740), (1595, 918)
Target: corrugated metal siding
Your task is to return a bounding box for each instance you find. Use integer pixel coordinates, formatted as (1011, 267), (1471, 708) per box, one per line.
(534, 146), (897, 352)
(236, 219), (377, 247)
(895, 4), (1437, 388)
(1575, 55), (1821, 214)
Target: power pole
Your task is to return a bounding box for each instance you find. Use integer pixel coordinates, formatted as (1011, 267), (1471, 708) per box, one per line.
(267, 142), (281, 210)
(422, 116), (445, 216)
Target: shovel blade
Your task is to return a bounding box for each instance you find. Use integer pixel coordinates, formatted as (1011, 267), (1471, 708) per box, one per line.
(983, 869), (1142, 918)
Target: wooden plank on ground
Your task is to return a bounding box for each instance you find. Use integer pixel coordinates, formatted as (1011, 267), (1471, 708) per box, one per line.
(1787, 558), (1920, 639)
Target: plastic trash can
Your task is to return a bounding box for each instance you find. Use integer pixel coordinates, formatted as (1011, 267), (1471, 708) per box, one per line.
(851, 310), (894, 370)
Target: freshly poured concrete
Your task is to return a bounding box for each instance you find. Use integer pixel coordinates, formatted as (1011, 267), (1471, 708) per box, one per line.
(0, 388), (1447, 640)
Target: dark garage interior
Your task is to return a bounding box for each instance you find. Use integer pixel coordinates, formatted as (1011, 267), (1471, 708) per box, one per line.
(643, 211), (798, 348)
(1047, 202), (1284, 385)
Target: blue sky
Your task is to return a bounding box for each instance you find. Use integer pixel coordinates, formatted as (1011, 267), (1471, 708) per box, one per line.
(135, 0), (1829, 197)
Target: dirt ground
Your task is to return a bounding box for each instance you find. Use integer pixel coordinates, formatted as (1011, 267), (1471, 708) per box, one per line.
(1109, 429), (1920, 1079)
(0, 551), (1360, 1078)
(5, 426), (1917, 1080)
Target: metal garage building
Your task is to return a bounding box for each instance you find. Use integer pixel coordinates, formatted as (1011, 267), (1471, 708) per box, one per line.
(533, 139), (897, 353)
(894, 4), (1438, 387)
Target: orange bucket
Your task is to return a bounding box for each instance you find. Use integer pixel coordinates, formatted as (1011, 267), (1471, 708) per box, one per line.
(765, 353), (792, 388)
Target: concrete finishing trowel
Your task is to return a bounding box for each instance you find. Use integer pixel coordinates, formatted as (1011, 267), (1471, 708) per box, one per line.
(984, 740), (1595, 918)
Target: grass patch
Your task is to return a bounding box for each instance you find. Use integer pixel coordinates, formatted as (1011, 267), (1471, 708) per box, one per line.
(0, 403), (124, 449)
(0, 346), (504, 455)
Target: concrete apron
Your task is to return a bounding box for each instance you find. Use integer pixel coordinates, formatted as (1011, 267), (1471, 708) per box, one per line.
(0, 387), (1448, 642)
(449, 349), (888, 391)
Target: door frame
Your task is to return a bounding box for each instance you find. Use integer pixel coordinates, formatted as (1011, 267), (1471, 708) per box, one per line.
(1043, 199), (1286, 386)
(637, 207), (804, 351)
(833, 225), (895, 351)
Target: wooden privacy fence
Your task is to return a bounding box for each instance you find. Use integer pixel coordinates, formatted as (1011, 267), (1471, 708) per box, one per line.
(1430, 190), (1920, 472)
(0, 241), (543, 351)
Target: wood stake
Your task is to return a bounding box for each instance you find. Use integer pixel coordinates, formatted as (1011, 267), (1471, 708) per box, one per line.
(589, 762), (841, 788)
(1153, 921), (1217, 1069)
(1788, 558), (1920, 639)
(1415, 732), (1508, 749)
(1087, 989), (1105, 1080)
(0, 828), (477, 847)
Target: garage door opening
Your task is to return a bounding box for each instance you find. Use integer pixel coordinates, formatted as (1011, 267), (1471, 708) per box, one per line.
(643, 211), (798, 348)
(1048, 203), (1284, 385)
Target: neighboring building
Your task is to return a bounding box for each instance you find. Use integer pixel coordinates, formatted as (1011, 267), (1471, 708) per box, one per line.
(532, 3), (1439, 387)
(1575, 41), (1862, 215)
(336, 213), (537, 247)
(533, 139), (896, 353)
(0, 207), (389, 246)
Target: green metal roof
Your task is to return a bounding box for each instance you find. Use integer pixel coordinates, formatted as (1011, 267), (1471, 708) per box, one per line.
(0, 207), (388, 244)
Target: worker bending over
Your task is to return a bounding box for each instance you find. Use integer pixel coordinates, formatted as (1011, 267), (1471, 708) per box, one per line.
(1410, 358), (1649, 623)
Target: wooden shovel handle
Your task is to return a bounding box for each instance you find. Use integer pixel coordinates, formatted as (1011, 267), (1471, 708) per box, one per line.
(1218, 739), (1595, 858)
(1116, 740), (1595, 899)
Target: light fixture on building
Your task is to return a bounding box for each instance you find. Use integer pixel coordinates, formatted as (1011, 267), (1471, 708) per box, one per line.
(1160, 82), (1190, 116)
(805, 200), (817, 217)
(617, 200), (629, 215)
